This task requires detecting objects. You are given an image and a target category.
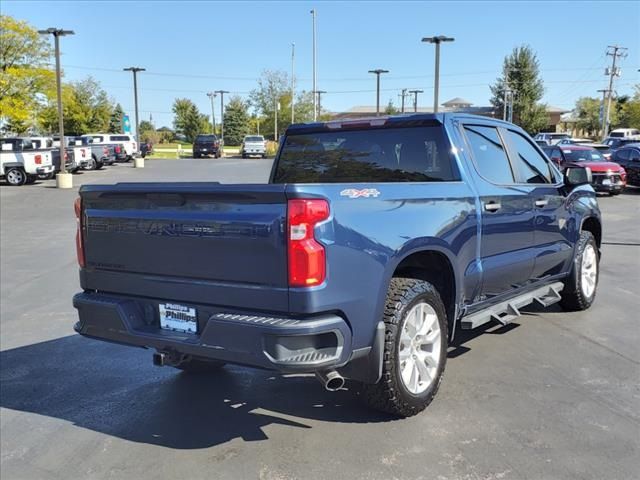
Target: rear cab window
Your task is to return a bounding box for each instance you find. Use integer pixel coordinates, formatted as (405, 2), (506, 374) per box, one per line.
(196, 135), (217, 142)
(273, 125), (460, 183)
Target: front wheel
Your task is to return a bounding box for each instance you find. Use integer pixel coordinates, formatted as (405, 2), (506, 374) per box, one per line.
(5, 167), (27, 186)
(362, 277), (448, 417)
(560, 231), (599, 311)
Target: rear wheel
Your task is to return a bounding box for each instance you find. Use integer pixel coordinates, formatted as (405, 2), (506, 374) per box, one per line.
(85, 156), (97, 170)
(560, 231), (599, 311)
(362, 277), (448, 417)
(175, 356), (226, 373)
(5, 167), (27, 186)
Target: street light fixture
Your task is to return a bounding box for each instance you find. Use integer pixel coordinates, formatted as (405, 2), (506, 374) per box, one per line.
(123, 67), (146, 155)
(422, 35), (455, 113)
(38, 28), (74, 188)
(368, 69), (389, 116)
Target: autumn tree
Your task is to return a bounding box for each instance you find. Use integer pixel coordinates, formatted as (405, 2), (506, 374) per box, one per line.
(0, 15), (54, 132)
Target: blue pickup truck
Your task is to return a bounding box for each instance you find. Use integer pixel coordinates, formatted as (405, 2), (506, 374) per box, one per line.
(73, 114), (601, 417)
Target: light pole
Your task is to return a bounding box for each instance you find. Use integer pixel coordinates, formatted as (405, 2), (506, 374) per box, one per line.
(207, 92), (217, 134)
(123, 66), (146, 154)
(274, 98), (281, 141)
(291, 42), (296, 124)
(215, 89), (229, 151)
(310, 9), (317, 121)
(408, 89), (423, 113)
(422, 35), (455, 113)
(38, 27), (74, 187)
(368, 69), (389, 116)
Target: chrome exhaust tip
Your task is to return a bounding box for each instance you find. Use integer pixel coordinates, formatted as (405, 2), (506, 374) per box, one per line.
(316, 370), (345, 391)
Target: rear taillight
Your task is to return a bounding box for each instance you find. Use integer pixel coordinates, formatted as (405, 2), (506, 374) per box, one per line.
(115, 145), (121, 153)
(287, 199), (330, 287)
(74, 197), (85, 268)
(103, 147), (108, 155)
(35, 154), (42, 165)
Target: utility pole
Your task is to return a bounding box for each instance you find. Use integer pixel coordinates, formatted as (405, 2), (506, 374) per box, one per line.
(38, 28), (74, 187)
(207, 92), (217, 134)
(215, 90), (229, 150)
(422, 35), (455, 113)
(408, 89), (423, 113)
(597, 89), (610, 137)
(315, 90), (326, 117)
(310, 9), (317, 121)
(400, 88), (408, 113)
(291, 42), (296, 124)
(368, 69), (389, 116)
(503, 69), (509, 121)
(603, 45), (627, 138)
(123, 67), (146, 155)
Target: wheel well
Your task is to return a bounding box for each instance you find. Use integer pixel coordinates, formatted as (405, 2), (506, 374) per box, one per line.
(581, 217), (602, 248)
(393, 250), (456, 328)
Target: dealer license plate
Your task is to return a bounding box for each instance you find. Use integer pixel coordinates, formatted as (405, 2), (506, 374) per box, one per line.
(602, 178), (611, 185)
(159, 303), (197, 333)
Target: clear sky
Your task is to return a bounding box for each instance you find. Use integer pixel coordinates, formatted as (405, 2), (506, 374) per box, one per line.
(4, 0), (640, 128)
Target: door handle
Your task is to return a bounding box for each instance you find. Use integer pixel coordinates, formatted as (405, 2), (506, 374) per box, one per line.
(484, 201), (501, 212)
(535, 199), (548, 208)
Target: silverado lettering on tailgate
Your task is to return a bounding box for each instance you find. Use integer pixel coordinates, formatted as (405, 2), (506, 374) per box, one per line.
(87, 218), (273, 238)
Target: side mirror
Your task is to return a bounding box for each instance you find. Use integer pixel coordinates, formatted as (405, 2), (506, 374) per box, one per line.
(564, 167), (592, 188)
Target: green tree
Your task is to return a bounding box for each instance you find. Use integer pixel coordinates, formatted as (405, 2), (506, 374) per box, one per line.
(0, 15), (54, 131)
(138, 119), (160, 144)
(222, 96), (250, 145)
(616, 85), (640, 129)
(172, 98), (208, 142)
(38, 77), (114, 135)
(490, 45), (548, 133)
(385, 99), (398, 115)
(249, 70), (315, 139)
(109, 103), (125, 133)
(157, 126), (175, 143)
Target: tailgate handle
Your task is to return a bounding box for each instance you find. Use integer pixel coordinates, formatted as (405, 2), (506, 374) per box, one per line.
(484, 201), (501, 212)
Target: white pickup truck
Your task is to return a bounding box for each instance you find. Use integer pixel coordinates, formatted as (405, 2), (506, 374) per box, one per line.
(53, 136), (90, 172)
(83, 133), (137, 161)
(0, 138), (54, 186)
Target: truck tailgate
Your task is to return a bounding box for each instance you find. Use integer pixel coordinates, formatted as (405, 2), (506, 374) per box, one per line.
(79, 183), (289, 311)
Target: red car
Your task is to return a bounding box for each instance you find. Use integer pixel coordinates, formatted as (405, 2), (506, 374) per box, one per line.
(544, 145), (626, 195)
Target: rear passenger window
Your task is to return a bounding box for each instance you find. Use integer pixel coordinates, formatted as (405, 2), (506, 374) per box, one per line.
(463, 125), (515, 184)
(504, 130), (553, 184)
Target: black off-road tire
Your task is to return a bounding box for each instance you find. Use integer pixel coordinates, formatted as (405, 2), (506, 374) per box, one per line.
(560, 231), (599, 311)
(362, 277), (448, 417)
(174, 356), (226, 373)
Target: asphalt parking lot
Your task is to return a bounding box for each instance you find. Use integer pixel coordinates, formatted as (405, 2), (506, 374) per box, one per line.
(1, 158), (639, 480)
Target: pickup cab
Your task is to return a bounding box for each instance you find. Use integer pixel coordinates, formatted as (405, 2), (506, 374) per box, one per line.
(73, 114), (602, 417)
(0, 137), (54, 185)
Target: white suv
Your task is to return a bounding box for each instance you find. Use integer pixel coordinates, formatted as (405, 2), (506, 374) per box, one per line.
(83, 134), (137, 160)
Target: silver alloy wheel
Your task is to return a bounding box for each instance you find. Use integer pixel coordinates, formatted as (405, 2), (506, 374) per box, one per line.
(398, 302), (442, 395)
(6, 169), (25, 185)
(581, 244), (597, 298)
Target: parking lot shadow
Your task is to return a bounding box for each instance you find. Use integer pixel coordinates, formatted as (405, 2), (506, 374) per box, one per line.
(0, 335), (393, 449)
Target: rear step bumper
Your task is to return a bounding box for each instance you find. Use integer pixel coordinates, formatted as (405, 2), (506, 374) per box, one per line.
(73, 292), (352, 372)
